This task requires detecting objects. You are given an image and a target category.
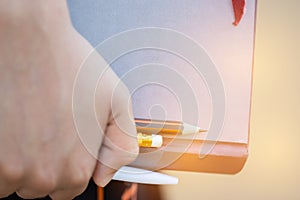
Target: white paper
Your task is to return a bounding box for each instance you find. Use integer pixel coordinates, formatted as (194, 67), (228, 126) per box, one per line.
(112, 166), (178, 185)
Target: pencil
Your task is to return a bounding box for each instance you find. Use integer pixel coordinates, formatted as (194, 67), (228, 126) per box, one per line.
(135, 118), (207, 135)
(137, 133), (163, 148)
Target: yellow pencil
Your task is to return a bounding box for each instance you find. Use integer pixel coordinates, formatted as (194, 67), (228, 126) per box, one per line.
(135, 118), (207, 135)
(137, 133), (163, 148)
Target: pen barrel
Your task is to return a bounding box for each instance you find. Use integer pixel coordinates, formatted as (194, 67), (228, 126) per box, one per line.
(135, 118), (183, 134)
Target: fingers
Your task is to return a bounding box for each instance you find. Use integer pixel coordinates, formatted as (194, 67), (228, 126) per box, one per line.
(16, 165), (92, 199)
(93, 120), (139, 187)
(0, 181), (16, 198)
(93, 87), (139, 187)
(92, 66), (139, 187)
(15, 164), (57, 199)
(2, 140), (96, 199)
(49, 185), (88, 200)
(48, 142), (96, 200)
(0, 160), (24, 198)
(93, 123), (138, 188)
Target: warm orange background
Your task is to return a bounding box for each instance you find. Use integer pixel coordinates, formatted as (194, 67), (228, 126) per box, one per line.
(160, 0), (300, 199)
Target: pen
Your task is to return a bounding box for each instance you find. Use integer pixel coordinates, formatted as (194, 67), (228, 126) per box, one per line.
(135, 118), (207, 135)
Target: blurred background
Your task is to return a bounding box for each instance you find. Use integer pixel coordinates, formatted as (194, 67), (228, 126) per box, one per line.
(160, 0), (300, 199)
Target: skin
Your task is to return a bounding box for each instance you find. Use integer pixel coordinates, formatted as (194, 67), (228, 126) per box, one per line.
(0, 1), (138, 199)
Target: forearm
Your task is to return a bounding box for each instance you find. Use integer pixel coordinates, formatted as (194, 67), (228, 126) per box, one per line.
(0, 0), (75, 75)
(0, 0), (71, 30)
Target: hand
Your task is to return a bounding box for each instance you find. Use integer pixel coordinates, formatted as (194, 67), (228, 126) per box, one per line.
(0, 2), (138, 199)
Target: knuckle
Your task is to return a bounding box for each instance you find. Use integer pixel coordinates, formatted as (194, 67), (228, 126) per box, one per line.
(115, 138), (139, 162)
(104, 145), (139, 168)
(50, 187), (87, 200)
(16, 169), (56, 199)
(0, 194), (11, 199)
(117, 143), (139, 164)
(31, 169), (56, 192)
(69, 168), (90, 188)
(0, 161), (24, 183)
(0, 188), (14, 199)
(16, 190), (44, 199)
(120, 147), (139, 165)
(130, 145), (139, 160)
(72, 185), (89, 198)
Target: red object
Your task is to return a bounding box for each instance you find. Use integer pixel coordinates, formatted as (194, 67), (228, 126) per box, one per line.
(232, 0), (246, 26)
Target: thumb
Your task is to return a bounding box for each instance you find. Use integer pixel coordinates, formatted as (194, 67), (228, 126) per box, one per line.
(93, 78), (139, 187)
